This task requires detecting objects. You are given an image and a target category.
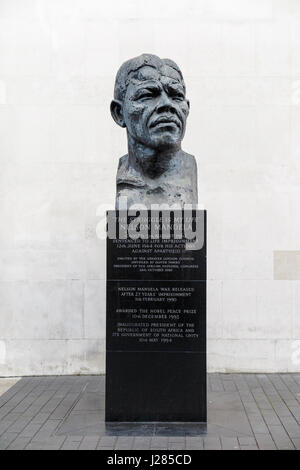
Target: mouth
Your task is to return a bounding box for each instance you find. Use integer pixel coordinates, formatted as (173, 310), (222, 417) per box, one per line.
(149, 116), (181, 129)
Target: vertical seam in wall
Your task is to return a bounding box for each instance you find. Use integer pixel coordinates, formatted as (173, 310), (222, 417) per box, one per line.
(255, 279), (257, 344)
(289, 281), (293, 341)
(288, 1), (292, 257)
(291, 280), (295, 341)
(82, 280), (85, 339)
(220, 279), (224, 340)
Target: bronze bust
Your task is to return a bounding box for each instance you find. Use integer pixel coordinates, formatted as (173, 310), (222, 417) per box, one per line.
(111, 54), (198, 209)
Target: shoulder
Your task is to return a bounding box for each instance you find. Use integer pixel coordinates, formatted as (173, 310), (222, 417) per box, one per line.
(181, 151), (197, 169)
(117, 154), (129, 169)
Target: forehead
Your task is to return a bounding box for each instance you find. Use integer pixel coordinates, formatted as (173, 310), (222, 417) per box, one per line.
(127, 65), (183, 89)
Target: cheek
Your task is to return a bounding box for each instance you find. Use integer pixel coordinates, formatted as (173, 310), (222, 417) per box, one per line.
(129, 108), (150, 130)
(126, 104), (146, 124)
(180, 102), (189, 117)
(123, 99), (139, 122)
(130, 105), (141, 117)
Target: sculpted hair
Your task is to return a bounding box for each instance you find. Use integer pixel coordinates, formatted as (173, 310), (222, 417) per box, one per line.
(113, 53), (185, 102)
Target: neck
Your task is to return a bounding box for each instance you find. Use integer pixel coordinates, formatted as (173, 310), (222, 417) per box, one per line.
(127, 133), (181, 178)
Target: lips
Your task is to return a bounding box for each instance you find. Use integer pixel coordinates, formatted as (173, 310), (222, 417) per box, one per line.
(150, 115), (181, 129)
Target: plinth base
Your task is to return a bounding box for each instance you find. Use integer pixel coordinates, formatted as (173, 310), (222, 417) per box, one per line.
(106, 351), (206, 422)
(106, 210), (207, 422)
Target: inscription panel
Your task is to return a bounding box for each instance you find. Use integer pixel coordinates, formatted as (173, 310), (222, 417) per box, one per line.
(107, 211), (206, 281)
(107, 280), (205, 352)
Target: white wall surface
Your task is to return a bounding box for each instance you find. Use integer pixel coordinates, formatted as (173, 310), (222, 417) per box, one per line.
(1, 0), (300, 375)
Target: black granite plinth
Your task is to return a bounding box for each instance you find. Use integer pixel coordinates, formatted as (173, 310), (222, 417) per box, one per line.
(105, 210), (206, 422)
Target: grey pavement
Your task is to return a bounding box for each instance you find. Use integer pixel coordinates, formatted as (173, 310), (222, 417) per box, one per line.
(0, 374), (299, 450)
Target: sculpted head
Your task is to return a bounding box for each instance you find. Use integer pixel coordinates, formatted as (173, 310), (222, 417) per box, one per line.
(111, 54), (190, 151)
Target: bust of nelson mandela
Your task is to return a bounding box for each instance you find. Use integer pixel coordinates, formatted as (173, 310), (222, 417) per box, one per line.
(111, 53), (198, 209)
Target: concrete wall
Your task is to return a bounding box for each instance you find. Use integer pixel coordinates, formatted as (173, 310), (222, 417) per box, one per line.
(1, 0), (300, 375)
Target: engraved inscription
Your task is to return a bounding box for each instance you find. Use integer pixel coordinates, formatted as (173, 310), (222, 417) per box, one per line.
(107, 281), (205, 352)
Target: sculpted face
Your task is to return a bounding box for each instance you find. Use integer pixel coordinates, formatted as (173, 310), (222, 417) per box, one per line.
(121, 65), (189, 150)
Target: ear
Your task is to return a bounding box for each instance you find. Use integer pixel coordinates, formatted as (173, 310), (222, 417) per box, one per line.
(187, 99), (190, 110)
(110, 99), (126, 128)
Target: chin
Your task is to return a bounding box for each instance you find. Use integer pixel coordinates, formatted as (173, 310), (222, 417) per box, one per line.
(149, 133), (182, 149)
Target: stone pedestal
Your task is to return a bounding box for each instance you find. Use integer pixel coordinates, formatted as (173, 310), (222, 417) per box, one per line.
(105, 210), (206, 422)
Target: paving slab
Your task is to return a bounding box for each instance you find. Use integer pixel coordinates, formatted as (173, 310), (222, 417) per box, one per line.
(0, 374), (299, 450)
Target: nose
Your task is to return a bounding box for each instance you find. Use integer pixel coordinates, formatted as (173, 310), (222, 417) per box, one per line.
(156, 91), (176, 114)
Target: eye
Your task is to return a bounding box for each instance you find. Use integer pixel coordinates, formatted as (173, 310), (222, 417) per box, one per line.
(172, 94), (184, 101)
(138, 93), (154, 101)
(135, 88), (160, 101)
